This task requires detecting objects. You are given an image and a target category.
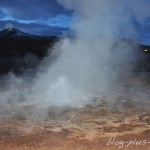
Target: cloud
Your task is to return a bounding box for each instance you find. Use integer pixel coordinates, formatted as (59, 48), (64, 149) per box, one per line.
(0, 0), (71, 18)
(0, 14), (71, 28)
(0, 0), (72, 34)
(0, 20), (68, 36)
(0, 9), (4, 18)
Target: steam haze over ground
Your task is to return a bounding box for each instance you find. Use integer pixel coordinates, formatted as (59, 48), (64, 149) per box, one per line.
(0, 0), (150, 119)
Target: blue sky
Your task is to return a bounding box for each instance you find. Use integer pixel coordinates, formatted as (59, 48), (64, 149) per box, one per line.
(0, 0), (72, 35)
(0, 0), (150, 40)
(138, 20), (150, 45)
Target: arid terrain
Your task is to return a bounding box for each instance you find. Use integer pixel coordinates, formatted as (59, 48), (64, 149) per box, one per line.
(0, 75), (150, 150)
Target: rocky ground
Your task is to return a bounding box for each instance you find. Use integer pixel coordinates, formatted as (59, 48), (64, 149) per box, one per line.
(0, 103), (150, 150)
(0, 75), (149, 150)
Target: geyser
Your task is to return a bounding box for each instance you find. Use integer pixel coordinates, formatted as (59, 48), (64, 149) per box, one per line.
(0, 0), (150, 118)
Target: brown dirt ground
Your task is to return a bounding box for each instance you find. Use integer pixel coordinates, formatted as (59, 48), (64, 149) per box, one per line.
(0, 107), (150, 150)
(0, 75), (150, 150)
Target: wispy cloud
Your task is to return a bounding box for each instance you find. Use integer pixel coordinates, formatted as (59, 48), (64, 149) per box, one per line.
(0, 15), (72, 28)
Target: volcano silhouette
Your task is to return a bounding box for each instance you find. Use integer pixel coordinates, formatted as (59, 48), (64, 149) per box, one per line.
(0, 28), (33, 37)
(0, 28), (58, 73)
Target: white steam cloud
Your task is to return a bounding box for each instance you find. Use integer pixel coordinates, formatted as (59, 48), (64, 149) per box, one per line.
(0, 0), (149, 117)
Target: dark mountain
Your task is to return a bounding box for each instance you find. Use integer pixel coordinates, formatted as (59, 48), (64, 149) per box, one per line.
(0, 28), (149, 74)
(0, 28), (59, 73)
(0, 28), (34, 38)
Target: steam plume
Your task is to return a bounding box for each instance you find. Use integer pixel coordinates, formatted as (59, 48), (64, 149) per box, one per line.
(0, 0), (149, 117)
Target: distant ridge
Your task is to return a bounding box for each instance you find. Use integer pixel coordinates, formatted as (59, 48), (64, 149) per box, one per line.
(0, 28), (58, 73)
(0, 28), (39, 38)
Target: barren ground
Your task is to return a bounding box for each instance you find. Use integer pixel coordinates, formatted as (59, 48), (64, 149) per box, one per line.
(0, 75), (150, 150)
